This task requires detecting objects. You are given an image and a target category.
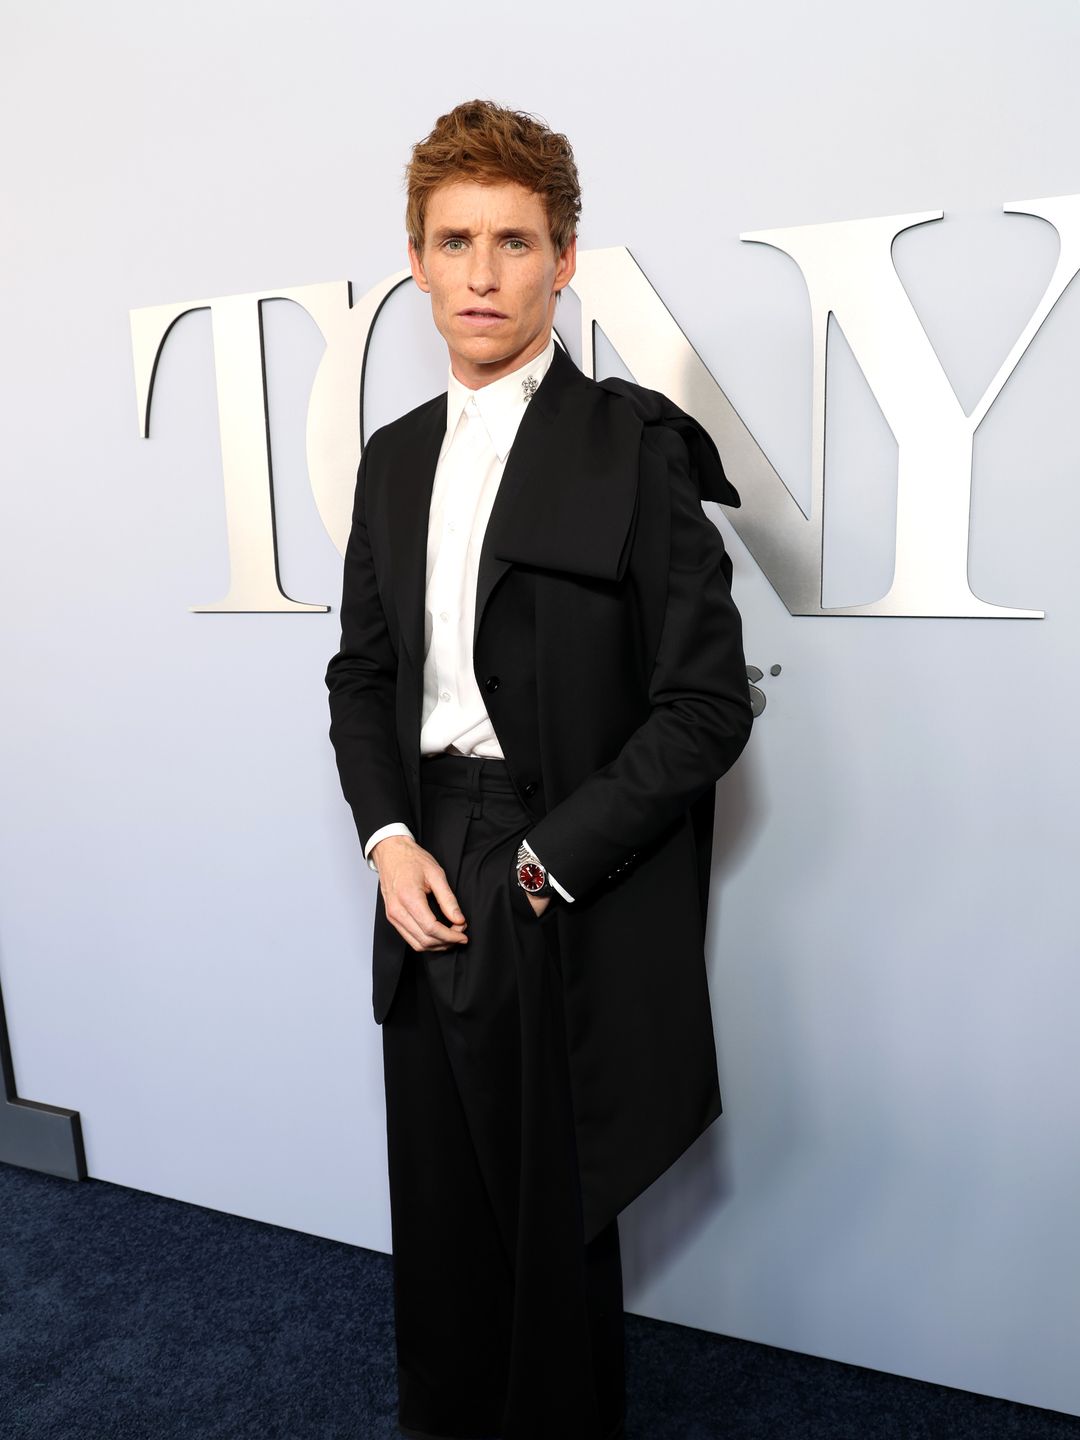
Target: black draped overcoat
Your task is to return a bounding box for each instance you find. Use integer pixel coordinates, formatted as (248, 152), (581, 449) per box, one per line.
(326, 340), (753, 1242)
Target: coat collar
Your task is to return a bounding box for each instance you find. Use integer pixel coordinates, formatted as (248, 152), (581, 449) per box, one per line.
(386, 340), (644, 670)
(479, 337), (643, 581)
(471, 338), (644, 651)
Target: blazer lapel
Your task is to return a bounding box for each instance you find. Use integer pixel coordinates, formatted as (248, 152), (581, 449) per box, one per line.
(384, 394), (444, 675)
(383, 343), (645, 670)
(473, 341), (642, 646)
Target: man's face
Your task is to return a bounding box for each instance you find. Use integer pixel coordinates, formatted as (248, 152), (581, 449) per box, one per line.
(408, 178), (576, 389)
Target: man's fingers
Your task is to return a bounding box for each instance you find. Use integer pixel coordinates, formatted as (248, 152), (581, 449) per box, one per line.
(405, 892), (468, 946)
(384, 886), (468, 950)
(378, 849), (467, 951)
(387, 907), (451, 952)
(428, 869), (466, 927)
(382, 900), (427, 951)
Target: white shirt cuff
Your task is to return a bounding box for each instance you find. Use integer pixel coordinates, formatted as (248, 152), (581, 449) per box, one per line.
(364, 822), (415, 872)
(523, 835), (575, 903)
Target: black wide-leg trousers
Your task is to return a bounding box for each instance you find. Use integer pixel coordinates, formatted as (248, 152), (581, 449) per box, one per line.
(381, 753), (626, 1440)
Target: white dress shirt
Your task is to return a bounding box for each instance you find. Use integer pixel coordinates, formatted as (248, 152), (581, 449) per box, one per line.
(363, 334), (574, 903)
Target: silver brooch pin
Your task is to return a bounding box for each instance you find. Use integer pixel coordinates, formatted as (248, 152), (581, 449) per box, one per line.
(522, 374), (539, 402)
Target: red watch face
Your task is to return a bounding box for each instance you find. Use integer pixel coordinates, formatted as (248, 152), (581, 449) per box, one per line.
(517, 862), (546, 893)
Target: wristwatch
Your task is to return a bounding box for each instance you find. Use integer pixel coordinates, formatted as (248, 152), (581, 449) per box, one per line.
(515, 842), (552, 897)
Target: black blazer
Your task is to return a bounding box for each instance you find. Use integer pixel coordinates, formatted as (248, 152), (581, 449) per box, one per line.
(326, 340), (753, 1241)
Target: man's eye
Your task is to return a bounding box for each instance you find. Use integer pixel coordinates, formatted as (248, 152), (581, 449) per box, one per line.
(443, 239), (466, 252)
(505, 239), (526, 251)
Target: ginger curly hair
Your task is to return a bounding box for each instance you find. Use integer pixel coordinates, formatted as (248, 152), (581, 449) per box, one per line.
(404, 98), (581, 255)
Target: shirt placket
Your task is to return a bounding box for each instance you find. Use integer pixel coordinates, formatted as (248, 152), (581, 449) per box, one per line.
(431, 397), (489, 726)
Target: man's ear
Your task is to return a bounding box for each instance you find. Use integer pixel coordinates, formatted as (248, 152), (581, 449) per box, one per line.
(554, 234), (577, 294)
(408, 238), (430, 293)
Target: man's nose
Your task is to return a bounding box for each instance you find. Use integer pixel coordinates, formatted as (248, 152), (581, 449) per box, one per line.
(468, 245), (498, 293)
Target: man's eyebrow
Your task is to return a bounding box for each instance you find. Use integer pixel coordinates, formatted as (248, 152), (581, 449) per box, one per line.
(429, 225), (543, 243)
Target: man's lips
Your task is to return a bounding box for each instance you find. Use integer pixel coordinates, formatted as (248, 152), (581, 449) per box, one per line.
(457, 308), (507, 326)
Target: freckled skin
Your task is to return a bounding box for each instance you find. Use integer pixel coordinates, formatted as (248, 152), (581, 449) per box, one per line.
(408, 179), (577, 391)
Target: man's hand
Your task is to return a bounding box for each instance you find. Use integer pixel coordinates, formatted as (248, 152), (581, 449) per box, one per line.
(525, 893), (551, 918)
(372, 835), (468, 952)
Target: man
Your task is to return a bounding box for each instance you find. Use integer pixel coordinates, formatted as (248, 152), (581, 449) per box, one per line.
(325, 99), (753, 1440)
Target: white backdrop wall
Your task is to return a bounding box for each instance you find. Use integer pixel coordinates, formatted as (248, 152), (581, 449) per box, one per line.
(3, 0), (1080, 1418)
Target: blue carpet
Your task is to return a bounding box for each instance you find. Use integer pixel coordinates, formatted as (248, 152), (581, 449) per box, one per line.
(2, 1161), (1079, 1439)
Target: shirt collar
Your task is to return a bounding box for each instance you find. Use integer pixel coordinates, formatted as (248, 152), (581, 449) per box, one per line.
(444, 334), (556, 462)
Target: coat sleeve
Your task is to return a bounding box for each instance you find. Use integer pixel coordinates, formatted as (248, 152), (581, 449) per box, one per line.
(324, 436), (414, 851)
(523, 423), (754, 902)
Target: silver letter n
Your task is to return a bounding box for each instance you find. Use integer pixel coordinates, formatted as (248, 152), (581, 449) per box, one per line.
(573, 197), (1080, 618)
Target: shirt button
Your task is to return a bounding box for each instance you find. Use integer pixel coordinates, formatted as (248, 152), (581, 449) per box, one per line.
(447, 522), (457, 533)
(439, 611), (449, 622)
(440, 690), (451, 702)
